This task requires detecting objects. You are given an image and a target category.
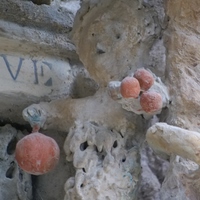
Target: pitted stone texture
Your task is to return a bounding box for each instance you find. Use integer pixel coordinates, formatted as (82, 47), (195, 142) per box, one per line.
(0, 124), (32, 200)
(72, 0), (166, 85)
(64, 121), (140, 200)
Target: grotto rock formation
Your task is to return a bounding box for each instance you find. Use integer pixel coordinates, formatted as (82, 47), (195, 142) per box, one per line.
(0, 125), (32, 200)
(64, 121), (140, 200)
(2, 0), (200, 199)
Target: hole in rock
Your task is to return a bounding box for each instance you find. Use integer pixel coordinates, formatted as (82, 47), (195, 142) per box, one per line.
(141, 114), (145, 119)
(80, 184), (84, 188)
(116, 34), (121, 39)
(97, 49), (106, 54)
(122, 157), (126, 162)
(31, 0), (51, 5)
(82, 168), (86, 173)
(6, 161), (16, 179)
(7, 136), (18, 155)
(113, 140), (118, 148)
(0, 118), (31, 132)
(80, 141), (89, 151)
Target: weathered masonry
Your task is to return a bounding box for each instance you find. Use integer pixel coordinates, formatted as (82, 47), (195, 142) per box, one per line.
(1, 0), (200, 200)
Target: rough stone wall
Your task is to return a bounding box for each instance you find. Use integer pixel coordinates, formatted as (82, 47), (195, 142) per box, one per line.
(64, 121), (140, 200)
(157, 0), (200, 199)
(1, 0), (200, 200)
(0, 125), (32, 200)
(165, 0), (200, 132)
(28, 0), (169, 199)
(72, 0), (166, 86)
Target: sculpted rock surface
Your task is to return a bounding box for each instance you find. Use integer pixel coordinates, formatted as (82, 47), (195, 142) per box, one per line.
(0, 125), (32, 200)
(72, 0), (165, 85)
(64, 121), (140, 200)
(1, 0), (200, 199)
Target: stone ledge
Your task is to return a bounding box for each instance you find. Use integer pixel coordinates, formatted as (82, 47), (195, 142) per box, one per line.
(0, 21), (77, 59)
(0, 0), (74, 34)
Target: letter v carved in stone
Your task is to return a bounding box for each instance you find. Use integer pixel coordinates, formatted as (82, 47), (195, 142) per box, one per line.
(1, 54), (24, 81)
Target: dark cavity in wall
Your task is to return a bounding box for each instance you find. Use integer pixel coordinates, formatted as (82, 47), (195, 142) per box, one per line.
(71, 74), (99, 98)
(31, 0), (51, 5)
(0, 118), (32, 133)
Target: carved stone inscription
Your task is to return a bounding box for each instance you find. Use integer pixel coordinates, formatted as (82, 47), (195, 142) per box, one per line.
(0, 54), (71, 98)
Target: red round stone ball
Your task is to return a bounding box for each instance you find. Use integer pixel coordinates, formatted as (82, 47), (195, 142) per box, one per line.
(120, 77), (140, 98)
(15, 132), (60, 175)
(140, 91), (163, 113)
(134, 68), (154, 91)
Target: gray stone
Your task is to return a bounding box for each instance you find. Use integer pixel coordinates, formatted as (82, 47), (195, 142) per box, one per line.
(0, 124), (32, 200)
(64, 121), (141, 200)
(1, 0), (200, 199)
(138, 143), (169, 200)
(72, 0), (166, 85)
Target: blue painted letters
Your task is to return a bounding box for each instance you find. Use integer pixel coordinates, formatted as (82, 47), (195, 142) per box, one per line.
(0, 54), (53, 86)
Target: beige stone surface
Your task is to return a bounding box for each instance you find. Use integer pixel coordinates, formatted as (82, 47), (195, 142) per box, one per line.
(64, 121), (140, 200)
(165, 0), (200, 131)
(72, 0), (162, 86)
(3, 0), (200, 199)
(147, 123), (200, 165)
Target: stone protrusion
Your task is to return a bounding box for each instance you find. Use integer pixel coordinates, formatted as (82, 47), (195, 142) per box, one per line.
(107, 81), (122, 100)
(0, 125), (32, 200)
(22, 104), (47, 132)
(146, 123), (200, 165)
(108, 69), (170, 117)
(72, 0), (162, 85)
(64, 121), (140, 200)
